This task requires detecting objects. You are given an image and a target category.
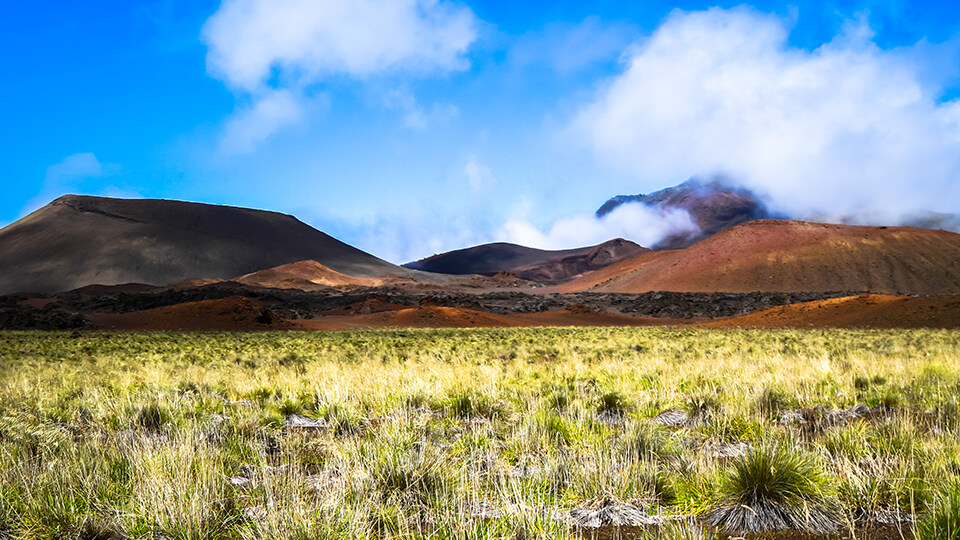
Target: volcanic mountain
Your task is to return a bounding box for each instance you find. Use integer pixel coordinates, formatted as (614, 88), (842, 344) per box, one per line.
(0, 195), (413, 294)
(234, 260), (381, 291)
(597, 178), (774, 249)
(558, 220), (960, 295)
(403, 238), (648, 282)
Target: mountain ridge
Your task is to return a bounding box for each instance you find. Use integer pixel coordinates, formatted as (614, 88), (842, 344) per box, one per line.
(0, 194), (415, 294)
(403, 238), (648, 282)
(597, 178), (775, 249)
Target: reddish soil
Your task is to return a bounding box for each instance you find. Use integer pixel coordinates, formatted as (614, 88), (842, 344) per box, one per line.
(296, 305), (689, 330)
(235, 260), (380, 291)
(17, 296), (58, 309)
(319, 295), (411, 315)
(89, 296), (291, 331)
(76, 290), (960, 331)
(703, 294), (960, 329)
(557, 220), (960, 295)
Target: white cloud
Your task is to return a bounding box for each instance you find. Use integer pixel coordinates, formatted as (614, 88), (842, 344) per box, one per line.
(202, 0), (478, 150)
(500, 202), (698, 251)
(219, 89), (307, 154)
(576, 7), (960, 222)
(510, 16), (638, 75)
(328, 209), (495, 264)
(464, 156), (496, 192)
(382, 88), (459, 130)
(21, 153), (124, 215)
(46, 152), (108, 179)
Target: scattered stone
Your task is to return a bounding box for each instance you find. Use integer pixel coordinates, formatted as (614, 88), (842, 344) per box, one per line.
(778, 403), (893, 430)
(305, 469), (342, 493)
(469, 500), (505, 520)
(778, 409), (811, 426)
(596, 410), (625, 426)
(570, 495), (660, 528)
(243, 506), (267, 521)
(265, 464), (291, 475)
(653, 410), (689, 427)
(507, 463), (541, 479)
(225, 399), (253, 407)
(228, 476), (251, 487)
(874, 509), (915, 525)
(285, 414), (327, 431)
(704, 442), (751, 460)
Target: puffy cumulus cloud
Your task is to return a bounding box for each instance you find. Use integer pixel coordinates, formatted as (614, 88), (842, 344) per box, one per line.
(576, 7), (960, 223)
(203, 0), (478, 152)
(203, 0), (477, 91)
(500, 202), (698, 251)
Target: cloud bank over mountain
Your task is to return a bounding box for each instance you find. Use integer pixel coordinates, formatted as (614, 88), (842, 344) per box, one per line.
(500, 202), (698, 252)
(575, 7), (960, 225)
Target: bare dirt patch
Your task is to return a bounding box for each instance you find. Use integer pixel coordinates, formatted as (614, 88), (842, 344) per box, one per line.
(89, 296), (290, 331)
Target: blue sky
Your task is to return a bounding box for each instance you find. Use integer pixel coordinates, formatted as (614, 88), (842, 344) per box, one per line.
(3, 0), (960, 263)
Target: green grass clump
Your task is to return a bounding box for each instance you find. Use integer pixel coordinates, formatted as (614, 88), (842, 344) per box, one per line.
(705, 443), (839, 534)
(134, 403), (172, 431)
(623, 422), (680, 462)
(597, 390), (630, 415)
(917, 482), (960, 539)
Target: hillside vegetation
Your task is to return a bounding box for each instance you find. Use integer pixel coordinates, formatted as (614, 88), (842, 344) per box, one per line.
(0, 329), (959, 539)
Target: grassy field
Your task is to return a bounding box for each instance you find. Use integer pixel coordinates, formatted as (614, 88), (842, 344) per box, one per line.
(0, 328), (959, 539)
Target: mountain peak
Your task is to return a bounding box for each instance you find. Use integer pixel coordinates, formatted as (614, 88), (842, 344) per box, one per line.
(596, 178), (775, 249)
(0, 195), (406, 294)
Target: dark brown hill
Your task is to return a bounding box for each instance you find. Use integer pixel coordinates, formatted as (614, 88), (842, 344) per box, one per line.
(0, 195), (411, 294)
(557, 220), (960, 295)
(597, 178), (773, 249)
(403, 238), (647, 282)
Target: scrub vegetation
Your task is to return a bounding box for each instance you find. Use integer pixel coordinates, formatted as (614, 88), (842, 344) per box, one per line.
(0, 327), (958, 539)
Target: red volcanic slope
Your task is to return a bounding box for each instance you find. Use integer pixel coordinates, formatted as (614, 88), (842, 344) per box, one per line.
(297, 304), (688, 330)
(89, 296), (290, 331)
(557, 220), (960, 295)
(703, 294), (960, 329)
(235, 260), (380, 290)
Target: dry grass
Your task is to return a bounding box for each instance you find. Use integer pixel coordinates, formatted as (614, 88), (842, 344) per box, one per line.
(0, 327), (957, 538)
